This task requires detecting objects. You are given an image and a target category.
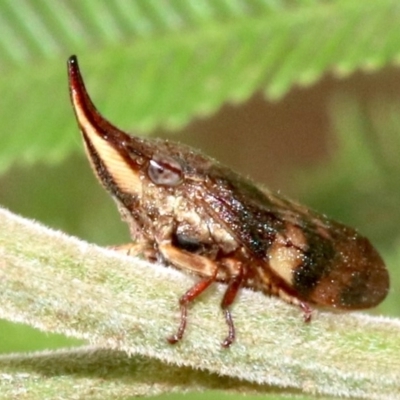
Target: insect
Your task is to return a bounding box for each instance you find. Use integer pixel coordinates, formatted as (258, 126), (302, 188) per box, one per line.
(67, 55), (389, 347)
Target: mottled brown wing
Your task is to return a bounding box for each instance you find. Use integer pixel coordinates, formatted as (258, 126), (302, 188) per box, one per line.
(198, 163), (389, 310)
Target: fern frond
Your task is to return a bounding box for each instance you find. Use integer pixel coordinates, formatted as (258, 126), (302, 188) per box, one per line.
(1, 0), (400, 171)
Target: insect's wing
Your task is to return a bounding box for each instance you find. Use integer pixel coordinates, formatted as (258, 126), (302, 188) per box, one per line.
(200, 165), (285, 257)
(199, 164), (389, 310)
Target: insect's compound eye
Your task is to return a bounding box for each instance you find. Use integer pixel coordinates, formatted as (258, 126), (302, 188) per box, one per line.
(147, 155), (183, 186)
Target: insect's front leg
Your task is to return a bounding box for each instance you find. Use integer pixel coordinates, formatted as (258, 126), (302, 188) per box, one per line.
(158, 243), (243, 347)
(109, 242), (157, 261)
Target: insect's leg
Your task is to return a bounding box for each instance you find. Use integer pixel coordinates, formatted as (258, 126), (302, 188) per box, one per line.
(168, 272), (217, 345)
(299, 301), (312, 322)
(275, 288), (313, 322)
(220, 263), (244, 348)
(158, 243), (219, 344)
(109, 243), (157, 260)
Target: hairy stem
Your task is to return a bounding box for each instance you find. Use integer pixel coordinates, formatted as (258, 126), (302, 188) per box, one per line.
(0, 207), (399, 399)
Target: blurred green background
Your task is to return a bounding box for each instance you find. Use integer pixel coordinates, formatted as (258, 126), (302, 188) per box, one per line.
(0, 1), (400, 399)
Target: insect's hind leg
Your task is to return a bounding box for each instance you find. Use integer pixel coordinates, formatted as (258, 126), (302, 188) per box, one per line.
(276, 288), (313, 322)
(299, 301), (312, 322)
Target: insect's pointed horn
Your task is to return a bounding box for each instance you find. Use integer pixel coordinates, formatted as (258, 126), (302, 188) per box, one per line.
(67, 55), (144, 196)
(67, 55), (131, 144)
(68, 55), (93, 116)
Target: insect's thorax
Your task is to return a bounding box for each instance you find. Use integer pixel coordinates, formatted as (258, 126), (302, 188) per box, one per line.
(114, 176), (295, 298)
(116, 180), (240, 257)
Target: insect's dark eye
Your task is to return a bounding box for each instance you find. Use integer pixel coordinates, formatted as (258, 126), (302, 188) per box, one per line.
(148, 155), (183, 186)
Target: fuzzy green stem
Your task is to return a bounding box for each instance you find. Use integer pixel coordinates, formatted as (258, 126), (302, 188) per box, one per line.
(0, 207), (399, 399)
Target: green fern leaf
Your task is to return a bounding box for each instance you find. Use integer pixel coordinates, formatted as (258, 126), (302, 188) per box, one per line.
(1, 0), (400, 172)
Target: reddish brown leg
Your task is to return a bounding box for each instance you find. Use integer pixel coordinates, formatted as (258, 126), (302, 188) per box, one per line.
(167, 276), (216, 345)
(299, 301), (312, 323)
(220, 272), (243, 348)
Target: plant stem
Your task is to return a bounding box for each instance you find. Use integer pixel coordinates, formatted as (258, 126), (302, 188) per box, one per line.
(0, 207), (399, 399)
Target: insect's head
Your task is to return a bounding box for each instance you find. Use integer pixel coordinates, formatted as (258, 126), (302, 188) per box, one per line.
(67, 55), (204, 207)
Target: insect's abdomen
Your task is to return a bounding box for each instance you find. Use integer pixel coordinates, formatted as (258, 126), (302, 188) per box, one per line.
(304, 233), (388, 309)
(269, 221), (389, 310)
